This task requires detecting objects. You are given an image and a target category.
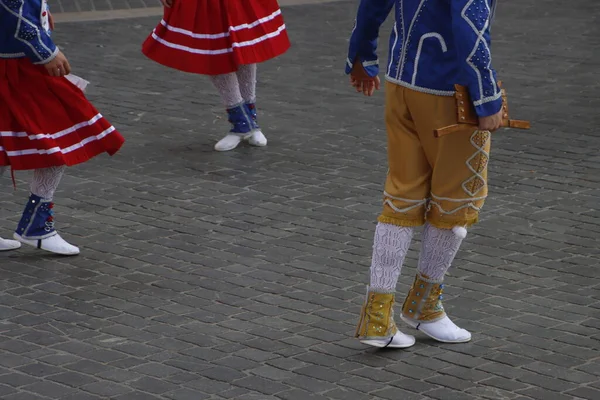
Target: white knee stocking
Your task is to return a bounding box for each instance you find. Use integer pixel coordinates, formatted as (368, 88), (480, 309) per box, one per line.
(417, 223), (466, 281)
(369, 223), (414, 292)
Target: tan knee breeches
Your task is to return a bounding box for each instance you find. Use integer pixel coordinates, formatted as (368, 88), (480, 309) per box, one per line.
(379, 81), (491, 229)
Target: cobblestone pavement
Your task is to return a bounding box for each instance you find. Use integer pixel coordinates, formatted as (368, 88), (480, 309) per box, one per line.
(52, 0), (161, 13)
(50, 0), (343, 15)
(1, 0), (600, 399)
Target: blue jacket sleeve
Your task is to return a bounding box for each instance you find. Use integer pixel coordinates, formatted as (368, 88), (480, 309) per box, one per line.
(451, 0), (502, 117)
(345, 0), (394, 77)
(0, 0), (58, 64)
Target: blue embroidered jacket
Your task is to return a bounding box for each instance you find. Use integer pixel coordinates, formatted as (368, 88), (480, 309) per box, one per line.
(346, 0), (502, 117)
(0, 0), (57, 64)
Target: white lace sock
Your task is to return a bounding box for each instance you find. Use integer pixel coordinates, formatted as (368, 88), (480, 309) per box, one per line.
(236, 64), (257, 104)
(209, 73), (244, 108)
(417, 223), (466, 280)
(31, 166), (66, 201)
(369, 223), (414, 292)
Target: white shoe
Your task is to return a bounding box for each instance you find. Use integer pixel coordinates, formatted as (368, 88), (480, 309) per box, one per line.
(360, 331), (416, 349)
(215, 134), (243, 151)
(14, 232), (80, 256)
(0, 237), (21, 251)
(401, 314), (471, 343)
(246, 130), (267, 147)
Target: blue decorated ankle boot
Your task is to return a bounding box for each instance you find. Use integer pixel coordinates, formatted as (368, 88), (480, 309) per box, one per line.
(214, 104), (253, 152)
(13, 194), (80, 255)
(246, 103), (259, 130)
(244, 103), (267, 147)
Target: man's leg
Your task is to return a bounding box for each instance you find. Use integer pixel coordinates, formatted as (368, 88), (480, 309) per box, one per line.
(401, 223), (471, 342)
(14, 166), (80, 255)
(369, 223), (413, 294)
(398, 88), (491, 342)
(355, 82), (431, 349)
(356, 222), (416, 348)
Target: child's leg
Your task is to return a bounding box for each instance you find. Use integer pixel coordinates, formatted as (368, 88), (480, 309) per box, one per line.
(236, 64), (266, 147)
(0, 166), (21, 251)
(236, 64), (257, 104)
(14, 165), (79, 255)
(31, 165), (66, 201)
(209, 72), (244, 108)
(209, 73), (253, 152)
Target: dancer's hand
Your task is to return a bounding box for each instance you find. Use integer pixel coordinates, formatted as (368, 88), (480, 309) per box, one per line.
(160, 0), (173, 7)
(350, 59), (380, 97)
(479, 109), (503, 132)
(45, 51), (71, 77)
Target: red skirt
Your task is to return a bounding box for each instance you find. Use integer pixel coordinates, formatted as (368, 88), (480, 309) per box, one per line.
(141, 0), (291, 75)
(0, 58), (124, 171)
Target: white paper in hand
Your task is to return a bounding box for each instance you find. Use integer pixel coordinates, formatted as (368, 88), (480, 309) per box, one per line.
(65, 74), (90, 92)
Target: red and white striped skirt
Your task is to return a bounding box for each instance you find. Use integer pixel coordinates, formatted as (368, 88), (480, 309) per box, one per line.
(141, 0), (291, 75)
(0, 58), (124, 171)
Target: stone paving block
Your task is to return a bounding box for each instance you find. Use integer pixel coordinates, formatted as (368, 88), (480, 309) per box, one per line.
(111, 391), (162, 400)
(516, 372), (577, 393)
(16, 363), (64, 377)
(516, 387), (574, 400)
(553, 344), (598, 362)
(232, 375), (290, 395)
(185, 377), (232, 394)
(439, 365), (494, 383)
(372, 387), (427, 400)
(3, 393), (50, 400)
(80, 380), (133, 397)
(164, 388), (211, 400)
(47, 372), (98, 388)
(425, 387), (481, 400)
(390, 377), (441, 394)
(130, 361), (182, 378)
(283, 374), (337, 394)
(428, 373), (482, 393)
(0, 372), (41, 388)
(487, 352), (537, 368)
(277, 388), (331, 400)
(22, 381), (77, 399)
(0, 383), (17, 397)
(59, 393), (104, 400)
(250, 365), (295, 381)
(564, 386), (600, 400)
(466, 386), (525, 400)
(96, 368), (143, 383)
(128, 376), (179, 394)
(108, 357), (147, 369)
